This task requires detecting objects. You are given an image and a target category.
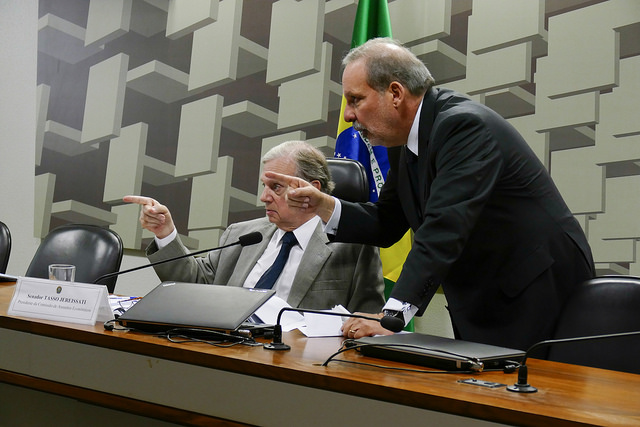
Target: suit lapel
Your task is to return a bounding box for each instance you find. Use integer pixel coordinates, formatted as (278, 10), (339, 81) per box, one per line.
(416, 89), (437, 216)
(398, 147), (422, 229)
(227, 222), (277, 287)
(396, 89), (437, 229)
(286, 223), (332, 307)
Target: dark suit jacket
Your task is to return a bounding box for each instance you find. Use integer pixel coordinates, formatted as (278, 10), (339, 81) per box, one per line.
(147, 217), (385, 314)
(336, 88), (594, 350)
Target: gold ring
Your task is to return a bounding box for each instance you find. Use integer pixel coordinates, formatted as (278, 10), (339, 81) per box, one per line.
(349, 329), (357, 334)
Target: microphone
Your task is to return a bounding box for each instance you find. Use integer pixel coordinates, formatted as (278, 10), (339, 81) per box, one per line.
(93, 231), (263, 285)
(507, 330), (640, 393)
(380, 310), (406, 333)
(263, 307), (388, 350)
(237, 231), (262, 246)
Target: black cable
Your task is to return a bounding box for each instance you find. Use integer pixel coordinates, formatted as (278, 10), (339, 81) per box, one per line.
(103, 322), (258, 347)
(165, 328), (261, 347)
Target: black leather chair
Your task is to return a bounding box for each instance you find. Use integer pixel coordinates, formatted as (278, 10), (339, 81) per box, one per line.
(548, 276), (640, 374)
(25, 224), (124, 293)
(326, 157), (370, 203)
(0, 221), (11, 274)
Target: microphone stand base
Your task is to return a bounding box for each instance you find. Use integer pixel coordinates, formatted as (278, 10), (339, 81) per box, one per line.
(263, 342), (291, 350)
(506, 383), (538, 393)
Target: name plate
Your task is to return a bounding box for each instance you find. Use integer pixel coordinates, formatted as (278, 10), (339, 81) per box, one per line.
(8, 277), (113, 325)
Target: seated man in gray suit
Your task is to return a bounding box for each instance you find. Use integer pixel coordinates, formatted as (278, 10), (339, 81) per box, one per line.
(124, 140), (385, 313)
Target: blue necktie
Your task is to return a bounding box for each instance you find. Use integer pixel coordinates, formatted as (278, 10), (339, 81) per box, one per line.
(254, 232), (298, 289)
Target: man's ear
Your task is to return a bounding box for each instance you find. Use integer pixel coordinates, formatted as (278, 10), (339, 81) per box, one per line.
(311, 180), (322, 191)
(389, 81), (405, 107)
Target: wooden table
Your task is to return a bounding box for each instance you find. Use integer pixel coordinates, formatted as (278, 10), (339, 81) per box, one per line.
(1, 282), (639, 426)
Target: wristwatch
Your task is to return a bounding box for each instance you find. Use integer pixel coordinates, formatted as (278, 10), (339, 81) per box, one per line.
(382, 309), (404, 322)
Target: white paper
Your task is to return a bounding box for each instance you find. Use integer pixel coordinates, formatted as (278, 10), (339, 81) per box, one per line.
(298, 305), (351, 337)
(252, 296), (305, 331)
(252, 300), (354, 336)
(109, 295), (140, 316)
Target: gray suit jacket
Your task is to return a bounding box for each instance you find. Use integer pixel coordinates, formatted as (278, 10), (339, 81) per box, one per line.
(147, 217), (385, 313)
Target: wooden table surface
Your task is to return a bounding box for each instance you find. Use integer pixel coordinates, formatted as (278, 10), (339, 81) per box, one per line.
(1, 282), (639, 426)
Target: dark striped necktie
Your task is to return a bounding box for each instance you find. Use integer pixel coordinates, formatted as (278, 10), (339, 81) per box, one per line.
(254, 231), (298, 289)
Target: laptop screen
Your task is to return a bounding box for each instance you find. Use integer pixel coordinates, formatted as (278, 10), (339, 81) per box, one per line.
(117, 281), (275, 333)
(352, 333), (524, 371)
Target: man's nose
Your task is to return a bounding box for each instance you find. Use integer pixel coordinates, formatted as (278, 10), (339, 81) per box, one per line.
(343, 104), (356, 123)
(260, 187), (271, 202)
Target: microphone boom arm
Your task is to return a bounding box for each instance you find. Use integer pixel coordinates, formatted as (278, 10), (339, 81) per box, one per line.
(93, 240), (243, 285)
(508, 330), (640, 393)
(264, 308), (383, 351)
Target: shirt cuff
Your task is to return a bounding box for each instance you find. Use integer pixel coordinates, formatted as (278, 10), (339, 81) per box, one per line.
(322, 196), (342, 235)
(155, 228), (177, 249)
(383, 298), (419, 326)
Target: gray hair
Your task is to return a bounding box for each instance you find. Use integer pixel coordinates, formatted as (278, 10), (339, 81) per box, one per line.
(262, 140), (335, 195)
(342, 37), (435, 96)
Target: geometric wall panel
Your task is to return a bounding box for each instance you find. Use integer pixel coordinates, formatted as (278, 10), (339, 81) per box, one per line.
(266, 0), (324, 85)
(222, 101), (278, 138)
(85, 0), (131, 48)
(103, 123), (148, 204)
(592, 175), (640, 240)
(127, 61), (189, 103)
(34, 0), (640, 277)
(597, 56), (640, 140)
(51, 199), (118, 226)
(410, 40), (466, 84)
(276, 42), (341, 130)
(80, 53), (129, 145)
(541, 0), (638, 99)
(466, 42), (532, 94)
(324, 0), (357, 44)
(535, 78), (599, 132)
(35, 84), (50, 167)
(507, 114), (548, 168)
(481, 86), (535, 120)
(589, 174), (640, 273)
(38, 13), (103, 64)
(174, 95), (223, 177)
(188, 0), (267, 92)
(389, 0), (452, 45)
(44, 120), (98, 156)
(551, 146), (604, 215)
(166, 0), (218, 40)
(467, 0), (546, 55)
(34, 173), (56, 238)
(189, 156), (233, 231)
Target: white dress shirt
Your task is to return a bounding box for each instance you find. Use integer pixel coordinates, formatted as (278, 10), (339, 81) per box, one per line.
(156, 216), (321, 302)
(322, 101), (424, 325)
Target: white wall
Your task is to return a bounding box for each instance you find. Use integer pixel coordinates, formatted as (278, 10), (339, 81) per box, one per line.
(0, 1), (40, 274)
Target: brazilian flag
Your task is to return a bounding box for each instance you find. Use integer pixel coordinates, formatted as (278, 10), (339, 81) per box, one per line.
(334, 0), (414, 331)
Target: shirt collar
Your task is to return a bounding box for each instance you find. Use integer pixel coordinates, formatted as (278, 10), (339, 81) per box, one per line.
(274, 216), (319, 250)
(406, 99), (424, 156)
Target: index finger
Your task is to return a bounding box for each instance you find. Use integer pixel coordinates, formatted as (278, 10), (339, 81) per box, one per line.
(123, 195), (156, 206)
(263, 171), (309, 189)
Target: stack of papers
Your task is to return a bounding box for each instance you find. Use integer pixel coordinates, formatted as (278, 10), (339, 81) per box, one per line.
(252, 296), (350, 337)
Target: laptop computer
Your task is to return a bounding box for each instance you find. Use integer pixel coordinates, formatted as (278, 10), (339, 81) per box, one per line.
(116, 281), (275, 336)
(351, 333), (525, 372)
(0, 273), (18, 282)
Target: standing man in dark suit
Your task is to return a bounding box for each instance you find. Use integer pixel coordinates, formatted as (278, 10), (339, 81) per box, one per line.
(124, 140), (385, 314)
(272, 38), (594, 351)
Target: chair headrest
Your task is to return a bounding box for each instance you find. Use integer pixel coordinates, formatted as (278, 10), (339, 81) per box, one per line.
(326, 158), (370, 203)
